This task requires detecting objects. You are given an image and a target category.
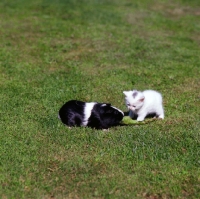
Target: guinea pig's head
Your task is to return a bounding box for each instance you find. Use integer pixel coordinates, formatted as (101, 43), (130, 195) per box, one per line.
(100, 104), (124, 127)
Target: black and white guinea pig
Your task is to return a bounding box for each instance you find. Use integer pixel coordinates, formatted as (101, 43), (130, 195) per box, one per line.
(58, 100), (124, 129)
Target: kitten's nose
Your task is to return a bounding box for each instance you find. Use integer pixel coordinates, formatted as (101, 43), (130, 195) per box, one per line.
(129, 106), (135, 111)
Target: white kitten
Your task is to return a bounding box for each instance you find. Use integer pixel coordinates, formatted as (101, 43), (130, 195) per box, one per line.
(123, 89), (164, 121)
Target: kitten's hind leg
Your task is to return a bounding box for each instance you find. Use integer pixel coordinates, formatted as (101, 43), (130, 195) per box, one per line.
(157, 109), (164, 119)
(158, 114), (164, 119)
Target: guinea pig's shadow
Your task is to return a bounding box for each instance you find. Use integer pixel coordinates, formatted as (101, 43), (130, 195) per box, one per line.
(123, 111), (157, 119)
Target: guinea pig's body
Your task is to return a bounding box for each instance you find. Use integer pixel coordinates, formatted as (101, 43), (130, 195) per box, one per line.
(58, 100), (124, 129)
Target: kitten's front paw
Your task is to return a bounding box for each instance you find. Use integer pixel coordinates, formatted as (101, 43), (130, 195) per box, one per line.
(137, 118), (144, 122)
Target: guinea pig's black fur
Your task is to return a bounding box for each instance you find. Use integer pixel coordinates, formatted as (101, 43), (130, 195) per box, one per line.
(58, 100), (124, 129)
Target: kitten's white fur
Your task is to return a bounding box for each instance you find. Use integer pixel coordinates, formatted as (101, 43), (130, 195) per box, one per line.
(123, 89), (164, 121)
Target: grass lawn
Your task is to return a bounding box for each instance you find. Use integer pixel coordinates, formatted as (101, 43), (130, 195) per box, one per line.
(0, 0), (200, 198)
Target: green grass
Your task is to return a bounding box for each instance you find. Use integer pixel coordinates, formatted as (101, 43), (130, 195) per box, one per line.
(0, 0), (200, 198)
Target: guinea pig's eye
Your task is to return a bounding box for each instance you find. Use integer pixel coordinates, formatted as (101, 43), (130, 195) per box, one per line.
(127, 103), (130, 106)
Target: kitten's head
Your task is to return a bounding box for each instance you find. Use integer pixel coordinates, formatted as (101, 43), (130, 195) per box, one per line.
(123, 90), (145, 111)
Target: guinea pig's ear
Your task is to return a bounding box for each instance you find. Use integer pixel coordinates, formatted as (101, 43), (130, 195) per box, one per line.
(104, 107), (113, 114)
(101, 103), (111, 107)
(101, 104), (113, 114)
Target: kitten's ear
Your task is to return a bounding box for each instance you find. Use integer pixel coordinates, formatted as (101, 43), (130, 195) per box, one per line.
(123, 91), (129, 96)
(139, 97), (145, 102)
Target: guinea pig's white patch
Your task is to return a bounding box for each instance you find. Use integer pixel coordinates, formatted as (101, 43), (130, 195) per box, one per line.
(82, 102), (97, 126)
